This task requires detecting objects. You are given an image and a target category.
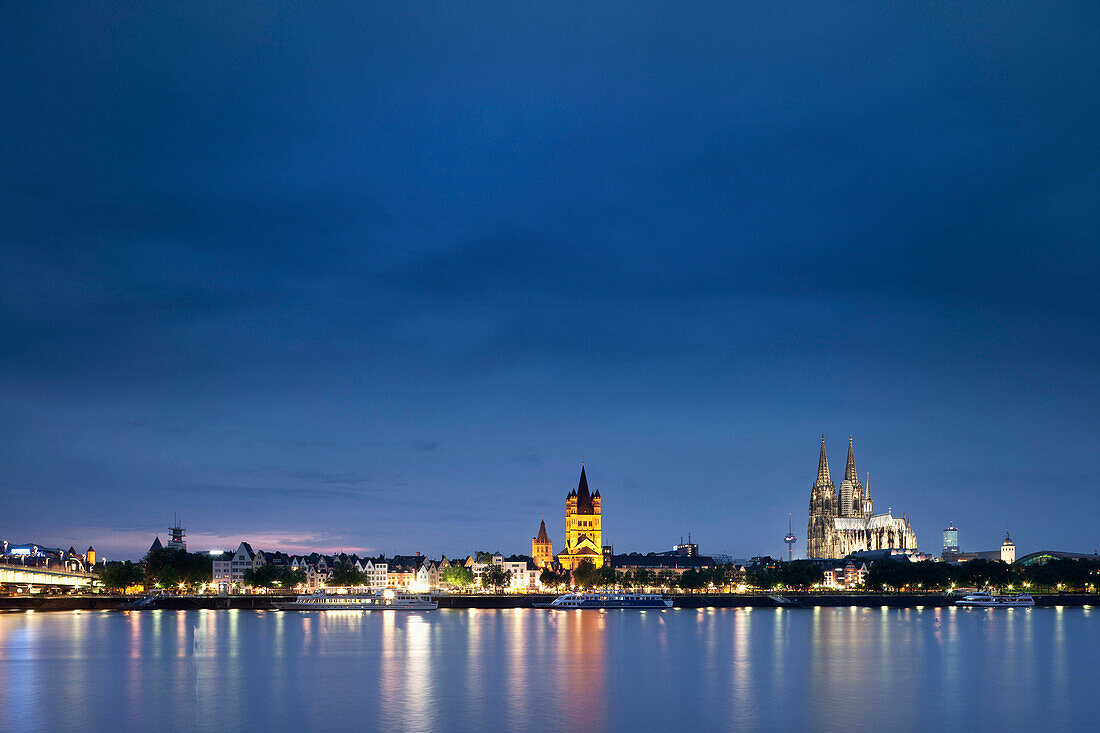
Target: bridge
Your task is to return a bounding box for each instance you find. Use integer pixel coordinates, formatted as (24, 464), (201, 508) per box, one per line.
(0, 563), (96, 590)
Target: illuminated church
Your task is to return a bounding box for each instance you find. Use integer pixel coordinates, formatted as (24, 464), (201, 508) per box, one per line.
(531, 520), (553, 569)
(556, 465), (604, 569)
(807, 436), (918, 559)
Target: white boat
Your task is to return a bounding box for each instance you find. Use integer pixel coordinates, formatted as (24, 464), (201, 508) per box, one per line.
(535, 591), (673, 609)
(955, 592), (1034, 608)
(273, 589), (437, 610)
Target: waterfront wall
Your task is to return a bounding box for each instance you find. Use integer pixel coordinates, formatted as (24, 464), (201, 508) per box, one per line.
(1, 593), (1094, 612)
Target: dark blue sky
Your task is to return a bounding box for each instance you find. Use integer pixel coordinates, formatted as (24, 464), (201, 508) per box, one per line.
(2, 2), (1098, 560)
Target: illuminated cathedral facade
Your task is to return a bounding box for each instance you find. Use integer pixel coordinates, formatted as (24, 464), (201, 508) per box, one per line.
(807, 436), (918, 559)
(556, 465), (604, 569)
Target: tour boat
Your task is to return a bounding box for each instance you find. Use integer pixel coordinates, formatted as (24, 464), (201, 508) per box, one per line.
(272, 589), (437, 610)
(955, 592), (1034, 608)
(535, 591), (673, 609)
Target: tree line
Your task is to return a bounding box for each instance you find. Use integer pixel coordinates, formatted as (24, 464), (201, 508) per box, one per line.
(864, 557), (1100, 592)
(98, 547), (215, 592)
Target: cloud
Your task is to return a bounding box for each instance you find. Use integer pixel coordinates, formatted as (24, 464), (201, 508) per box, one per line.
(173, 482), (373, 502)
(252, 468), (372, 486)
(514, 448), (543, 466)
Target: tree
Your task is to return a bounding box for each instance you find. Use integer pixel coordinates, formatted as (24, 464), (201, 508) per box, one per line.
(474, 551), (495, 563)
(281, 568), (307, 590)
(656, 570), (678, 590)
(143, 547), (213, 590)
(539, 568), (567, 589)
(747, 567), (778, 590)
(98, 561), (144, 593)
(328, 560), (368, 588)
(1023, 558), (1100, 591)
(572, 560), (599, 589)
(778, 561), (824, 589)
(243, 564), (281, 589)
(596, 565), (617, 588)
(677, 569), (706, 593)
(716, 565), (745, 591)
(630, 568), (656, 589)
(951, 559), (1011, 590)
(443, 565), (475, 589)
(482, 565), (512, 592)
(243, 563), (305, 590)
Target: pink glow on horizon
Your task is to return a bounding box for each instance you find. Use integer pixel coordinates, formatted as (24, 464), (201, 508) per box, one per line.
(37, 527), (377, 560)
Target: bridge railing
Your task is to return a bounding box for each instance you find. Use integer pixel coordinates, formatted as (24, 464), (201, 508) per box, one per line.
(0, 562), (97, 579)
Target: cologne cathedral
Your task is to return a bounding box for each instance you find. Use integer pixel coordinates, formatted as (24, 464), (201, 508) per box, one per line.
(806, 436), (918, 559)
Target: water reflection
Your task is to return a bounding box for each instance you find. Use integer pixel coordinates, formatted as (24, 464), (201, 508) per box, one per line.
(0, 607), (1097, 732)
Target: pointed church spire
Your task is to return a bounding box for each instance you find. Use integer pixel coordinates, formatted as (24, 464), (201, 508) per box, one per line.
(816, 435), (831, 485)
(536, 519), (549, 543)
(844, 435), (858, 483)
(576, 464), (593, 513)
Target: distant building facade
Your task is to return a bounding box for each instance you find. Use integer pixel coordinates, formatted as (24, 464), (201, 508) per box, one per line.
(807, 436), (918, 559)
(821, 560), (869, 589)
(1015, 550), (1099, 567)
(943, 523), (959, 558)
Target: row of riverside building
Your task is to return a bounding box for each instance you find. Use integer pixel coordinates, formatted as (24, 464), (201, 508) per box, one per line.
(210, 543), (543, 594)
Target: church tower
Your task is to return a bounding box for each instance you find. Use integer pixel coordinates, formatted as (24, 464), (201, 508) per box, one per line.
(532, 519), (553, 568)
(838, 436), (867, 518)
(807, 436), (838, 559)
(557, 465), (604, 569)
(1001, 532), (1016, 564)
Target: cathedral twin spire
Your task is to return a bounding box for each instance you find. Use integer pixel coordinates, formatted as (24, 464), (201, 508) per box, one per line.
(812, 435), (868, 517)
(816, 435), (859, 481)
(807, 435), (917, 558)
(816, 435), (832, 486)
(817, 435), (868, 518)
(844, 434), (858, 483)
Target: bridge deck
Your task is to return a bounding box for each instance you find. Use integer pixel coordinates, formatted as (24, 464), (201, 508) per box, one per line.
(0, 563), (95, 586)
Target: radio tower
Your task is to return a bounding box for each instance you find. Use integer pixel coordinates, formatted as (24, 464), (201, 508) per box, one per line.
(784, 513), (797, 561)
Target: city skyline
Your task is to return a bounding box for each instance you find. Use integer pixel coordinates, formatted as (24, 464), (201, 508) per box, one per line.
(2, 3), (1098, 559)
(2, 439), (1084, 562)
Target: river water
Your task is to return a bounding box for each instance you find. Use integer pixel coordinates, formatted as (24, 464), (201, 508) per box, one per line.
(0, 606), (1095, 732)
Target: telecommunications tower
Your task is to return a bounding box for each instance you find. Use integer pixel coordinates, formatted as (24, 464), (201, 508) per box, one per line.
(784, 513), (797, 561)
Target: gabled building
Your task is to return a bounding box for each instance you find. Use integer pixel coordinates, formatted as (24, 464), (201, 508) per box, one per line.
(387, 555), (424, 588)
(365, 557), (389, 588)
(306, 564), (330, 591)
(230, 542), (256, 584)
(821, 560), (870, 589)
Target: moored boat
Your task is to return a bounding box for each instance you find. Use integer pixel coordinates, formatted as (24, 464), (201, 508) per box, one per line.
(534, 591), (673, 609)
(273, 589), (437, 610)
(955, 592), (1034, 608)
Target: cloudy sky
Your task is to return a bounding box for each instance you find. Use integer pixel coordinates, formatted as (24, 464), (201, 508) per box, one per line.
(2, 2), (1098, 560)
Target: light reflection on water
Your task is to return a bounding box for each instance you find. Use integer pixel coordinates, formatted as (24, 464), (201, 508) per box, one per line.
(0, 607), (1097, 732)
